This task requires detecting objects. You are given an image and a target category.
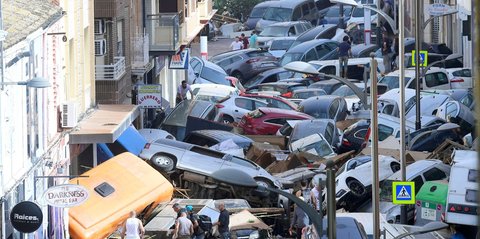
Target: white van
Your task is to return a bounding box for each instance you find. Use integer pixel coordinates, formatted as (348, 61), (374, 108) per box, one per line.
(379, 67), (453, 91)
(445, 150), (478, 226)
(309, 57), (385, 82)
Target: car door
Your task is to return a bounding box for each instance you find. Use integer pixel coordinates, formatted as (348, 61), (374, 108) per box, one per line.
(233, 97), (256, 121)
(304, 48), (318, 62)
(315, 44), (334, 59)
(423, 71), (450, 90)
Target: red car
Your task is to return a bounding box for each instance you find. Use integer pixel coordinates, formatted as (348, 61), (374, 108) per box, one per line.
(240, 93), (298, 111)
(239, 107), (312, 135)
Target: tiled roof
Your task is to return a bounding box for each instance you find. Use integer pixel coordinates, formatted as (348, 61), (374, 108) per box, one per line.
(3, 0), (63, 49)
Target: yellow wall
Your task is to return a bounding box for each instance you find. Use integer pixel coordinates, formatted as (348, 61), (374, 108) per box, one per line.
(61, 0), (95, 115)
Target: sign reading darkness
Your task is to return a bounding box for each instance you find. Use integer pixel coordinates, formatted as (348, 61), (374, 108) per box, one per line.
(10, 201), (43, 233)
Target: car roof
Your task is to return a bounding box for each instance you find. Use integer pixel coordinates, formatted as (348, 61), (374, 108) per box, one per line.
(293, 88), (326, 93)
(267, 21), (306, 27)
(194, 57), (227, 73)
(253, 0), (282, 8)
(388, 159), (444, 180)
(295, 24), (337, 41)
(309, 79), (343, 86)
(300, 95), (341, 106)
(152, 138), (194, 150)
(258, 107), (307, 116)
(210, 49), (263, 59)
(269, 0), (312, 8)
(259, 82), (304, 86)
(287, 39), (336, 53)
(188, 130), (253, 145)
(271, 36), (298, 41)
(309, 57), (383, 66)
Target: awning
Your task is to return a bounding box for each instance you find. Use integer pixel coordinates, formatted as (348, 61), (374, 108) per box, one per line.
(70, 104), (140, 144)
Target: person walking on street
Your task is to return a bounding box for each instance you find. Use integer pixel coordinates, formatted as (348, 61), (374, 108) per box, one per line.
(175, 212), (194, 239)
(186, 205), (206, 239)
(337, 36), (352, 78)
(230, 36), (243, 50)
(214, 202), (230, 239)
(310, 181), (323, 212)
(122, 211), (145, 239)
(289, 196), (309, 239)
(249, 31), (258, 49)
(241, 33), (249, 49)
(176, 81), (193, 105)
(382, 37), (392, 74)
(173, 203), (187, 218)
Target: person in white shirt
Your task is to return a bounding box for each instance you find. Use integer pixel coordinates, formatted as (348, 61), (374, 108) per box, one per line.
(175, 212), (194, 239)
(176, 80), (194, 105)
(122, 211), (145, 239)
(230, 36), (243, 50)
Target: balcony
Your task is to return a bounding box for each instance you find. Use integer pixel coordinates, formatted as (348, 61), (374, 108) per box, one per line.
(132, 34), (153, 75)
(95, 57), (126, 81)
(147, 13), (180, 53)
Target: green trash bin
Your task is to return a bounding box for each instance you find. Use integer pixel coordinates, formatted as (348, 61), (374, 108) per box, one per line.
(414, 181), (448, 226)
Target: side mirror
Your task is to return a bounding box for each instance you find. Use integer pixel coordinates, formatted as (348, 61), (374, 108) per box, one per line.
(350, 161), (357, 170)
(195, 72), (199, 77)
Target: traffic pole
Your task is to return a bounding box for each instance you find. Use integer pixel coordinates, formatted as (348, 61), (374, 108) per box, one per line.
(399, 0), (408, 225)
(370, 54), (380, 239)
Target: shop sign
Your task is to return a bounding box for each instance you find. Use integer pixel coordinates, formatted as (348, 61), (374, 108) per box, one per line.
(10, 201), (43, 233)
(427, 3), (457, 16)
(136, 84), (163, 108)
(43, 184), (89, 208)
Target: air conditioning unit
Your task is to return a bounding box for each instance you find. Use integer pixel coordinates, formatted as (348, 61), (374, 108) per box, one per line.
(61, 102), (77, 128)
(95, 39), (106, 56)
(94, 19), (105, 34)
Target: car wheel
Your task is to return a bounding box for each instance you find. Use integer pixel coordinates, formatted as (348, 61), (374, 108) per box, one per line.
(391, 162), (401, 173)
(151, 154), (175, 172)
(222, 115), (234, 124)
(347, 178), (366, 197)
(232, 72), (244, 84)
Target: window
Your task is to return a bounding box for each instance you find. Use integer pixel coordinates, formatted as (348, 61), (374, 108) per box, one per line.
(288, 26), (296, 36)
(378, 124), (394, 141)
(278, 71), (294, 80)
(354, 129), (368, 139)
(452, 69), (471, 77)
(468, 169), (478, 182)
(328, 100), (339, 119)
(217, 58), (232, 68)
(265, 118), (287, 125)
(315, 44), (332, 58)
(250, 7), (267, 18)
(191, 59), (201, 73)
(466, 189), (478, 203)
(302, 4), (310, 15)
(460, 94), (474, 108)
(423, 167), (447, 181)
(253, 100), (268, 109)
(412, 175), (424, 194)
(305, 49), (318, 62)
(445, 102), (458, 119)
(320, 65), (336, 75)
(292, 7), (302, 21)
(235, 98), (254, 110)
(318, 27), (336, 39)
(325, 123), (334, 144)
(424, 72), (449, 87)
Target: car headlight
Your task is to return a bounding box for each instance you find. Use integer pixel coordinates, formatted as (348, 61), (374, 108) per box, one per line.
(249, 230), (259, 239)
(336, 189), (347, 198)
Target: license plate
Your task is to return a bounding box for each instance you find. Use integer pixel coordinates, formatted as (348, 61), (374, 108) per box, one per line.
(421, 207), (437, 221)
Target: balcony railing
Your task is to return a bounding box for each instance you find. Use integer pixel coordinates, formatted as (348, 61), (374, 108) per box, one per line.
(132, 34), (152, 75)
(147, 13), (180, 52)
(95, 57), (126, 81)
(198, 0), (213, 19)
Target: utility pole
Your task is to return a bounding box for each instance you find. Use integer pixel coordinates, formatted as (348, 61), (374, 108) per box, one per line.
(376, 0), (382, 46)
(339, 4), (344, 29)
(473, 1), (480, 238)
(414, 0), (423, 130)
(370, 54), (380, 239)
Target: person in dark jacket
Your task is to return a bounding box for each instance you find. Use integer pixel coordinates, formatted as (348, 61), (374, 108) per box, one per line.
(214, 202), (230, 239)
(337, 36), (352, 78)
(289, 196), (309, 239)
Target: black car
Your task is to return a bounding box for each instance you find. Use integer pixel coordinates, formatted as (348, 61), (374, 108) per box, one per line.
(280, 39), (339, 66)
(298, 95), (348, 122)
(243, 68), (295, 88)
(210, 49), (279, 83)
(351, 44), (379, 58)
(338, 120), (370, 154)
(289, 24), (340, 49)
(409, 123), (464, 152)
(308, 79), (343, 94)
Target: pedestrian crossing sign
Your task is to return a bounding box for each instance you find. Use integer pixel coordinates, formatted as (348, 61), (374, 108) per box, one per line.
(411, 50), (428, 67)
(392, 181), (415, 204)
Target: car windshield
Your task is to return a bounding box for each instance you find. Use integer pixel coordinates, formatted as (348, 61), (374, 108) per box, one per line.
(294, 90), (326, 99)
(296, 137), (334, 157)
(332, 86), (358, 97)
(326, 6), (340, 17)
(250, 7), (267, 18)
(260, 26), (288, 37)
(163, 100), (212, 127)
(351, 6), (377, 17)
(379, 76), (411, 89)
(201, 67), (228, 85)
(291, 123), (327, 142)
(270, 39), (295, 50)
(263, 7), (292, 21)
(280, 53), (303, 66)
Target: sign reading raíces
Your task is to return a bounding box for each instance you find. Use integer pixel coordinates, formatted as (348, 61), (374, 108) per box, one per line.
(10, 201), (43, 233)
(43, 184), (89, 208)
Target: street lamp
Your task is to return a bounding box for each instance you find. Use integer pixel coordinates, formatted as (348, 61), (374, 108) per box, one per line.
(329, 0), (397, 35)
(210, 168), (323, 238)
(1, 77), (51, 90)
(392, 221), (449, 239)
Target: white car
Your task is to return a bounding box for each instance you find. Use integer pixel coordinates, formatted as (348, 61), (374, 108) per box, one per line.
(334, 155), (400, 209)
(213, 95), (269, 123)
(346, 4), (378, 27)
(188, 84), (239, 102)
(445, 68), (473, 89)
(138, 128), (176, 142)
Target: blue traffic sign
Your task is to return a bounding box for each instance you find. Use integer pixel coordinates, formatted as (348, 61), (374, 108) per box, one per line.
(411, 50), (428, 67)
(392, 181), (416, 204)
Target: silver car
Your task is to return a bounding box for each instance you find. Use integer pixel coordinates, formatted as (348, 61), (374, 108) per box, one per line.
(139, 139), (282, 190)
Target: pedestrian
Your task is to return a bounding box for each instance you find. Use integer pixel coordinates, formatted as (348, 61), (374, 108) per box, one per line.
(174, 212), (194, 239)
(240, 33), (249, 49)
(249, 30), (258, 49)
(214, 202), (230, 239)
(176, 80), (193, 105)
(230, 36), (243, 50)
(172, 203), (187, 219)
(186, 205), (206, 239)
(289, 196), (309, 239)
(382, 37), (392, 74)
(121, 210), (145, 239)
(310, 181), (322, 212)
(300, 181), (312, 206)
(337, 36), (352, 78)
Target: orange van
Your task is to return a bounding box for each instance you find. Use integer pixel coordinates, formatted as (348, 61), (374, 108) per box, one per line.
(69, 152), (173, 239)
